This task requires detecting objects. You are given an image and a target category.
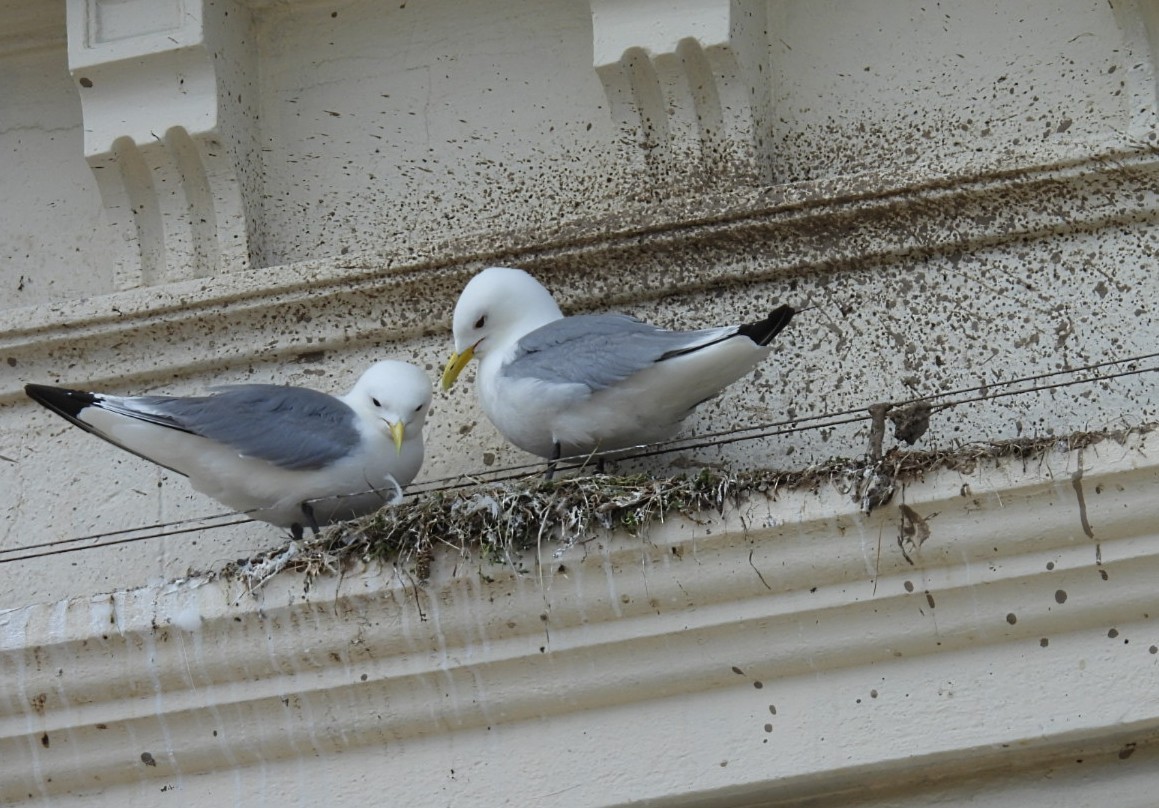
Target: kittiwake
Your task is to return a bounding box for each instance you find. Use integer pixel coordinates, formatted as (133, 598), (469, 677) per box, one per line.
(25, 360), (432, 537)
(441, 267), (794, 471)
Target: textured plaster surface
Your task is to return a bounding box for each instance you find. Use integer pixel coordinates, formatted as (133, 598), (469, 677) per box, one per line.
(0, 432), (1157, 805)
(1, 202), (1157, 605)
(241, 0), (1158, 267)
(6, 0), (1156, 300)
(0, 0), (1157, 799)
(0, 0), (1156, 636)
(5, 153), (1155, 607)
(0, 43), (124, 306)
(761, 0), (1154, 181)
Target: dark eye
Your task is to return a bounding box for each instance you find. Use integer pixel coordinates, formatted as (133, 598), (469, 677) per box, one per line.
(474, 315), (486, 329)
(371, 397), (381, 407)
(414, 403), (424, 412)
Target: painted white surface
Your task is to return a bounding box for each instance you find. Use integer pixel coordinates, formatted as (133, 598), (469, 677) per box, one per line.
(0, 0), (1158, 802)
(0, 42), (126, 304)
(0, 0), (1153, 596)
(0, 433), (1155, 805)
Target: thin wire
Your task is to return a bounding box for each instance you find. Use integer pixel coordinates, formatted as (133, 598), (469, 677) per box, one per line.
(931, 363), (1159, 411)
(0, 511), (256, 555)
(3, 355), (1156, 564)
(2, 520), (252, 564)
(897, 350), (1159, 408)
(406, 354), (1159, 493)
(404, 412), (875, 493)
(405, 348), (1159, 492)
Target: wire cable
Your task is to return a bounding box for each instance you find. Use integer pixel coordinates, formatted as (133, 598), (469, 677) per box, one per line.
(2, 352), (1156, 564)
(5, 519), (253, 563)
(1, 511), (257, 557)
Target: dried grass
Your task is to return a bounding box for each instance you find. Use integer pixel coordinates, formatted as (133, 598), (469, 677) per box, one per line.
(221, 423), (1152, 593)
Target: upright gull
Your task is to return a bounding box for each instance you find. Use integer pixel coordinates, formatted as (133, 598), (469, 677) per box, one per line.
(26, 360), (431, 537)
(442, 267), (794, 473)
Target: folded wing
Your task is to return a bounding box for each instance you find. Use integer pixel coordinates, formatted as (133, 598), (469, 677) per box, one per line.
(504, 314), (737, 392)
(26, 383), (360, 473)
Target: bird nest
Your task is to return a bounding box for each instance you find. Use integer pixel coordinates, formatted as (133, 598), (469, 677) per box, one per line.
(221, 423), (1152, 594)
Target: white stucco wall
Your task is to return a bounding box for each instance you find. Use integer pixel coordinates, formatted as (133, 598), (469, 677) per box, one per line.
(1, 0), (1157, 804)
(0, 29), (125, 303)
(3, 432), (1157, 806)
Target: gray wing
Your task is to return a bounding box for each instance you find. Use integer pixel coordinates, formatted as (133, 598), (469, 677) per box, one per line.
(504, 314), (729, 391)
(118, 385), (361, 471)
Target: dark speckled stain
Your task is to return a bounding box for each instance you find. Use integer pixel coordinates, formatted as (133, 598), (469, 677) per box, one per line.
(21, 153), (1158, 488)
(1119, 742), (1137, 760)
(898, 504), (932, 560)
(140, 752), (157, 767)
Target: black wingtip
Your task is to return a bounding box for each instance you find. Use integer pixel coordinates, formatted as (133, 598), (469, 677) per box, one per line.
(737, 304), (796, 346)
(25, 384), (98, 424)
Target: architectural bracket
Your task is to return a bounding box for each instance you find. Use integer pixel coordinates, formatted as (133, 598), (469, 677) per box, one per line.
(66, 0), (256, 288)
(590, 0), (771, 181)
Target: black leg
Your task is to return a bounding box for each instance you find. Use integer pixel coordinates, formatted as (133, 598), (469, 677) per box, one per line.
(290, 523), (304, 541)
(299, 501), (321, 537)
(596, 456), (606, 475)
(544, 442), (561, 481)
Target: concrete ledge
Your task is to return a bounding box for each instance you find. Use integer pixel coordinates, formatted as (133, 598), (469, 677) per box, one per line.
(1, 429), (1155, 804)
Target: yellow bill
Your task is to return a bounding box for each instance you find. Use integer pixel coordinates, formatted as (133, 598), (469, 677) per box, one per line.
(441, 345), (475, 390)
(389, 420), (406, 454)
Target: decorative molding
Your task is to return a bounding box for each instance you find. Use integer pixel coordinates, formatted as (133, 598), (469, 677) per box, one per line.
(0, 432), (1156, 803)
(1, 150), (1156, 401)
(590, 0), (770, 179)
(65, 0), (255, 288)
(589, 0), (1159, 188)
(1114, 0), (1159, 140)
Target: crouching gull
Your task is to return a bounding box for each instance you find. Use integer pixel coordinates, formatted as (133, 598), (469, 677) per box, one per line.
(441, 267), (795, 474)
(25, 360), (431, 538)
